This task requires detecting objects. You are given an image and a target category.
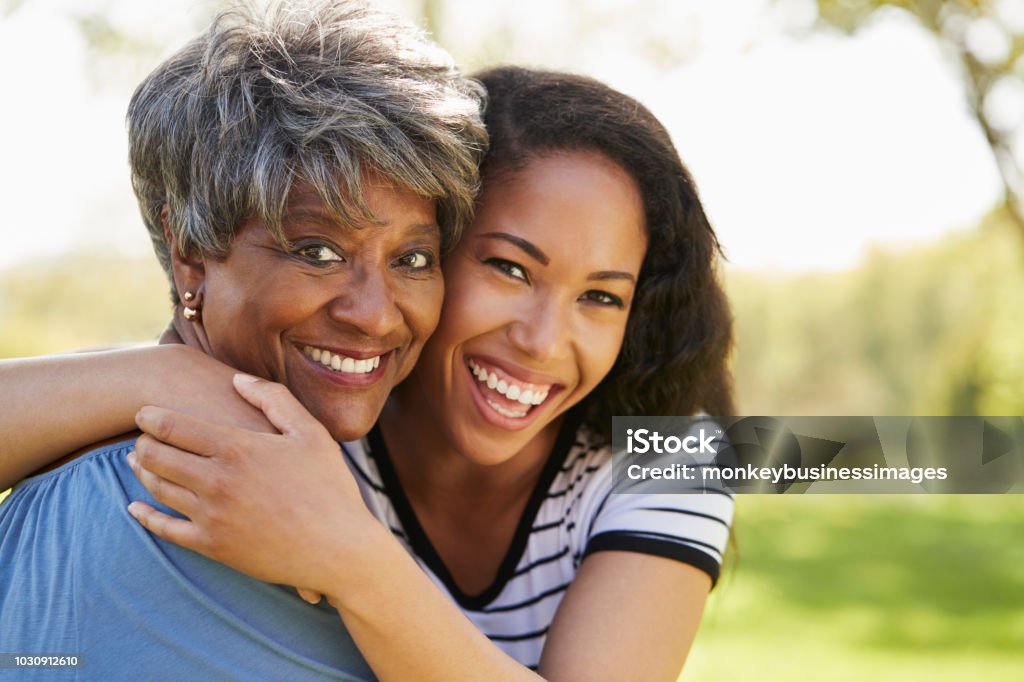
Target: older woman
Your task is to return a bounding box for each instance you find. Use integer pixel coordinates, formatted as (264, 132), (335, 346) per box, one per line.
(0, 2), (485, 679)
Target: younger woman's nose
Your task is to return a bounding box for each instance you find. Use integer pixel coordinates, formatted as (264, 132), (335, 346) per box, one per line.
(506, 297), (571, 363)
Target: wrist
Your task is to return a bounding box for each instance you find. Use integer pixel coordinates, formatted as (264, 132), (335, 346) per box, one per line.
(320, 517), (400, 610)
(138, 344), (202, 406)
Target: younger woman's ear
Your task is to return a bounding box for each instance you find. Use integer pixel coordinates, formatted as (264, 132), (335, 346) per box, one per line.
(162, 204), (206, 299)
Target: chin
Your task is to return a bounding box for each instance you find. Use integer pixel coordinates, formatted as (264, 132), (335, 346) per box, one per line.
(329, 425), (371, 442)
(327, 409), (377, 441)
(321, 418), (373, 442)
(302, 399), (378, 442)
(449, 423), (532, 467)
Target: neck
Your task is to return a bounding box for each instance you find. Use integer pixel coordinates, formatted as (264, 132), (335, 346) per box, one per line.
(160, 307), (214, 356)
(379, 376), (564, 511)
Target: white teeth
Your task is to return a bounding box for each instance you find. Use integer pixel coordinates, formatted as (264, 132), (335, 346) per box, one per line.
(486, 399), (528, 419)
(303, 346), (381, 375)
(466, 358), (553, 409)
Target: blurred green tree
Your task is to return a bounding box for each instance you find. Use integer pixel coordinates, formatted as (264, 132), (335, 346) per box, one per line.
(0, 256), (169, 358)
(793, 0), (1024, 235)
(728, 207), (1024, 415)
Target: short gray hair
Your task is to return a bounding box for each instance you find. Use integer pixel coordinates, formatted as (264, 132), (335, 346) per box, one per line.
(128, 0), (488, 303)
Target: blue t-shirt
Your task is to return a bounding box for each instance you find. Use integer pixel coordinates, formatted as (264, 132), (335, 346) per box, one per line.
(0, 439), (374, 681)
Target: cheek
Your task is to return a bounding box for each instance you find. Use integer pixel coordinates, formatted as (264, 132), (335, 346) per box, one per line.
(202, 267), (309, 364)
(206, 301), (281, 372)
(204, 256), (268, 314)
(579, 322), (629, 390)
(407, 277), (445, 340)
(431, 277), (506, 351)
(394, 277), (446, 379)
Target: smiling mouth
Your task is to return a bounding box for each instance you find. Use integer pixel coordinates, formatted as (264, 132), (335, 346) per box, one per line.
(467, 358), (554, 419)
(303, 345), (382, 375)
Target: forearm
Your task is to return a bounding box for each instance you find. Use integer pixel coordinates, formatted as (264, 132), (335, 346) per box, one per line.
(329, 529), (708, 682)
(0, 349), (160, 485)
(0, 344), (270, 488)
(328, 527), (542, 682)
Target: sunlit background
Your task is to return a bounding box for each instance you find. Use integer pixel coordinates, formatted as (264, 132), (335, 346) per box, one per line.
(1, 0), (1022, 679)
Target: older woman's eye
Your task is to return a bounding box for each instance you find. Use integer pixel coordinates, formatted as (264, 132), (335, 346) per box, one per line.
(396, 250), (434, 270)
(485, 258), (528, 283)
(298, 244), (344, 263)
(580, 290), (625, 309)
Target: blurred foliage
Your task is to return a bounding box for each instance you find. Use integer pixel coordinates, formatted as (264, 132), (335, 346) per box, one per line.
(685, 494), (1024, 681)
(729, 207), (1024, 416)
(0, 255), (169, 358)
(62, 2), (220, 94)
(794, 0), (1024, 235)
(409, 0), (706, 74)
(1, 0), (21, 18)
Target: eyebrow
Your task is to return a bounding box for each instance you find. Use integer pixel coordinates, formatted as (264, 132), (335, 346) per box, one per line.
(283, 209), (439, 236)
(477, 231), (637, 284)
(281, 209), (336, 227)
(476, 232), (549, 265)
(411, 222), (442, 237)
(587, 270), (636, 284)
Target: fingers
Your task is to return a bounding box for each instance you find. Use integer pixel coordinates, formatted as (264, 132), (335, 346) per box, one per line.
(128, 449), (199, 518)
(232, 374), (325, 438)
(133, 434), (211, 493)
(127, 501), (203, 551)
(136, 405), (262, 459)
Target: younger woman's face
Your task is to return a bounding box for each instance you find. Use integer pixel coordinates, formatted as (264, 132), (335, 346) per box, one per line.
(410, 151), (647, 464)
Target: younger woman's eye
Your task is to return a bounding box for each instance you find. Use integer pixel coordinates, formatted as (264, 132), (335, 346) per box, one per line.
(298, 244), (344, 263)
(397, 250), (435, 270)
(485, 258), (528, 283)
(580, 290), (625, 308)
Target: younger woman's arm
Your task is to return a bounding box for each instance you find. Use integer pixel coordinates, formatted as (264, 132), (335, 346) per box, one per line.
(125, 376), (714, 681)
(0, 344), (272, 488)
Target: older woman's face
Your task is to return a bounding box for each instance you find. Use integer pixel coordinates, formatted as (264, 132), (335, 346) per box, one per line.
(195, 179), (443, 441)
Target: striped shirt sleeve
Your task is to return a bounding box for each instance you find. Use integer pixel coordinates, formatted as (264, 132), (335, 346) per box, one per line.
(582, 490), (733, 585)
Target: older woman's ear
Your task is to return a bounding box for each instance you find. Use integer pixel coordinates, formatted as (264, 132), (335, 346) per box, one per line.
(161, 204), (214, 354)
(162, 205), (206, 305)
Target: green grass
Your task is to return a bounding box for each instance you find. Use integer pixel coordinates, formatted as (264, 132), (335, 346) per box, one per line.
(683, 495), (1024, 681)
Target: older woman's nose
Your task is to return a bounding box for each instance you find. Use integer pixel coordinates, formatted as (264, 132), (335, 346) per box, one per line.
(327, 267), (403, 338)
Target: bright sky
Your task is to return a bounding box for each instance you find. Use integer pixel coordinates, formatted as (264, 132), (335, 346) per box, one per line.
(0, 0), (1006, 273)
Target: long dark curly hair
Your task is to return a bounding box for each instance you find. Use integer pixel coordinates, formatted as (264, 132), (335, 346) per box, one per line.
(474, 66), (735, 442)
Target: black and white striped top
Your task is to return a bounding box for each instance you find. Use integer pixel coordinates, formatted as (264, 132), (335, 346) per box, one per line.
(341, 420), (733, 670)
